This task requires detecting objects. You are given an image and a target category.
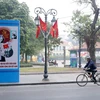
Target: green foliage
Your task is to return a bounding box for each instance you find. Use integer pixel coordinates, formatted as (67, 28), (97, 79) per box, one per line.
(70, 2), (100, 43)
(71, 10), (91, 37)
(0, 0), (61, 63)
(48, 36), (61, 48)
(69, 0), (100, 63)
(47, 22), (62, 48)
(0, 0), (44, 57)
(75, 0), (89, 4)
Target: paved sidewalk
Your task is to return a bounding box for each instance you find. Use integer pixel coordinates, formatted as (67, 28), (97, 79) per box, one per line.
(0, 69), (100, 86)
(0, 72), (82, 86)
(20, 73), (80, 83)
(19, 68), (100, 85)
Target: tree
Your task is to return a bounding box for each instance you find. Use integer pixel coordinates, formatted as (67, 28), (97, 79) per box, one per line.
(47, 35), (61, 60)
(45, 22), (61, 60)
(0, 0), (45, 62)
(0, 0), (61, 63)
(70, 0), (100, 63)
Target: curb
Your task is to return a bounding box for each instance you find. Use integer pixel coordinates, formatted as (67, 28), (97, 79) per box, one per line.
(0, 81), (93, 86)
(0, 81), (77, 86)
(20, 71), (83, 75)
(20, 70), (100, 75)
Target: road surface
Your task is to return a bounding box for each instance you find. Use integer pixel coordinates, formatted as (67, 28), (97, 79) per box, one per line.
(0, 84), (100, 100)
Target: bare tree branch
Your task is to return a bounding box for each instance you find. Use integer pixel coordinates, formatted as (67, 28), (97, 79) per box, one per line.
(95, 25), (100, 33)
(91, 8), (99, 30)
(91, 0), (98, 11)
(91, 0), (99, 32)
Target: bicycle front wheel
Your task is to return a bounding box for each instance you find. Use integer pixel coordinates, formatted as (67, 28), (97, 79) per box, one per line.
(76, 74), (88, 87)
(95, 73), (100, 86)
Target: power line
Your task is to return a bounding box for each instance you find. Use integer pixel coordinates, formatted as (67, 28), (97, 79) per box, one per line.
(58, 16), (72, 20)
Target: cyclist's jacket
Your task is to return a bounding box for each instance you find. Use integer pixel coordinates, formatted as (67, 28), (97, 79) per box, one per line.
(84, 60), (97, 71)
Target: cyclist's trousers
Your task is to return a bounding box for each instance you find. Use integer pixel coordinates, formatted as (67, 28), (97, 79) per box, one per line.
(86, 69), (97, 82)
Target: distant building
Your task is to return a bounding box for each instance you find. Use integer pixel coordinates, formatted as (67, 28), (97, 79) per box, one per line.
(69, 42), (100, 58)
(50, 40), (73, 58)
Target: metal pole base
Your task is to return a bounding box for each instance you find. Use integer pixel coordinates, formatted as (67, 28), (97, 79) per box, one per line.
(42, 74), (49, 81)
(43, 74), (48, 78)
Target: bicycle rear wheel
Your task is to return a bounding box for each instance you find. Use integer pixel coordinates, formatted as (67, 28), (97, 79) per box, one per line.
(76, 74), (88, 87)
(95, 73), (100, 86)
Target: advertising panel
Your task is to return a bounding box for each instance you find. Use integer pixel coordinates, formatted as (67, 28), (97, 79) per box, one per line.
(0, 20), (20, 83)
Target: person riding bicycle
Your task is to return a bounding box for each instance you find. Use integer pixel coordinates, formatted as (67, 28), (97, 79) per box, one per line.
(84, 55), (97, 83)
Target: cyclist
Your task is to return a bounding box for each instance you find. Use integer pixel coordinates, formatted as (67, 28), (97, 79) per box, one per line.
(84, 55), (97, 83)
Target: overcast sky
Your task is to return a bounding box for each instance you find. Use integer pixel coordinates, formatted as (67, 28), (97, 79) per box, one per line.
(18, 0), (100, 39)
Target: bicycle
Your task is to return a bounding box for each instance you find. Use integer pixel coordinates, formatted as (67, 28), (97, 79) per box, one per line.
(76, 69), (100, 87)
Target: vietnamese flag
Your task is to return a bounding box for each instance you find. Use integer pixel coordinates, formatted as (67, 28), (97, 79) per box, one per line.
(50, 20), (58, 38)
(53, 20), (58, 38)
(39, 17), (47, 31)
(35, 17), (47, 38)
(36, 26), (40, 38)
(3, 44), (9, 49)
(50, 26), (54, 37)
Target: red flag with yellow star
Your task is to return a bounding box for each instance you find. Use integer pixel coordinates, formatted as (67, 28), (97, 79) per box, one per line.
(50, 26), (54, 37)
(39, 17), (47, 31)
(36, 26), (40, 38)
(50, 20), (58, 38)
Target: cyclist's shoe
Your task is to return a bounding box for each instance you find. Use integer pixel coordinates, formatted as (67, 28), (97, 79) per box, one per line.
(94, 80), (97, 84)
(94, 81), (97, 84)
(91, 79), (94, 82)
(98, 78), (100, 82)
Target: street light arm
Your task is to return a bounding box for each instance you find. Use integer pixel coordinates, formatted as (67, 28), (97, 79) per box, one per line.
(47, 9), (57, 16)
(34, 7), (57, 16)
(34, 7), (46, 15)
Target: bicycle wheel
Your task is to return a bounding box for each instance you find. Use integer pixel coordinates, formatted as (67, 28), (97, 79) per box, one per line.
(76, 74), (88, 87)
(95, 73), (100, 86)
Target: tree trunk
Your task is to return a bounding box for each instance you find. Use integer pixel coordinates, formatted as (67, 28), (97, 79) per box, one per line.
(88, 39), (96, 64)
(21, 53), (24, 62)
(25, 53), (28, 63)
(85, 33), (96, 64)
(86, 31), (96, 64)
(30, 55), (33, 62)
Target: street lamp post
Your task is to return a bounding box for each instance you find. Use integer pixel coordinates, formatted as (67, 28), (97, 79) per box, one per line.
(75, 25), (82, 68)
(63, 46), (66, 67)
(78, 35), (81, 68)
(34, 7), (57, 80)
